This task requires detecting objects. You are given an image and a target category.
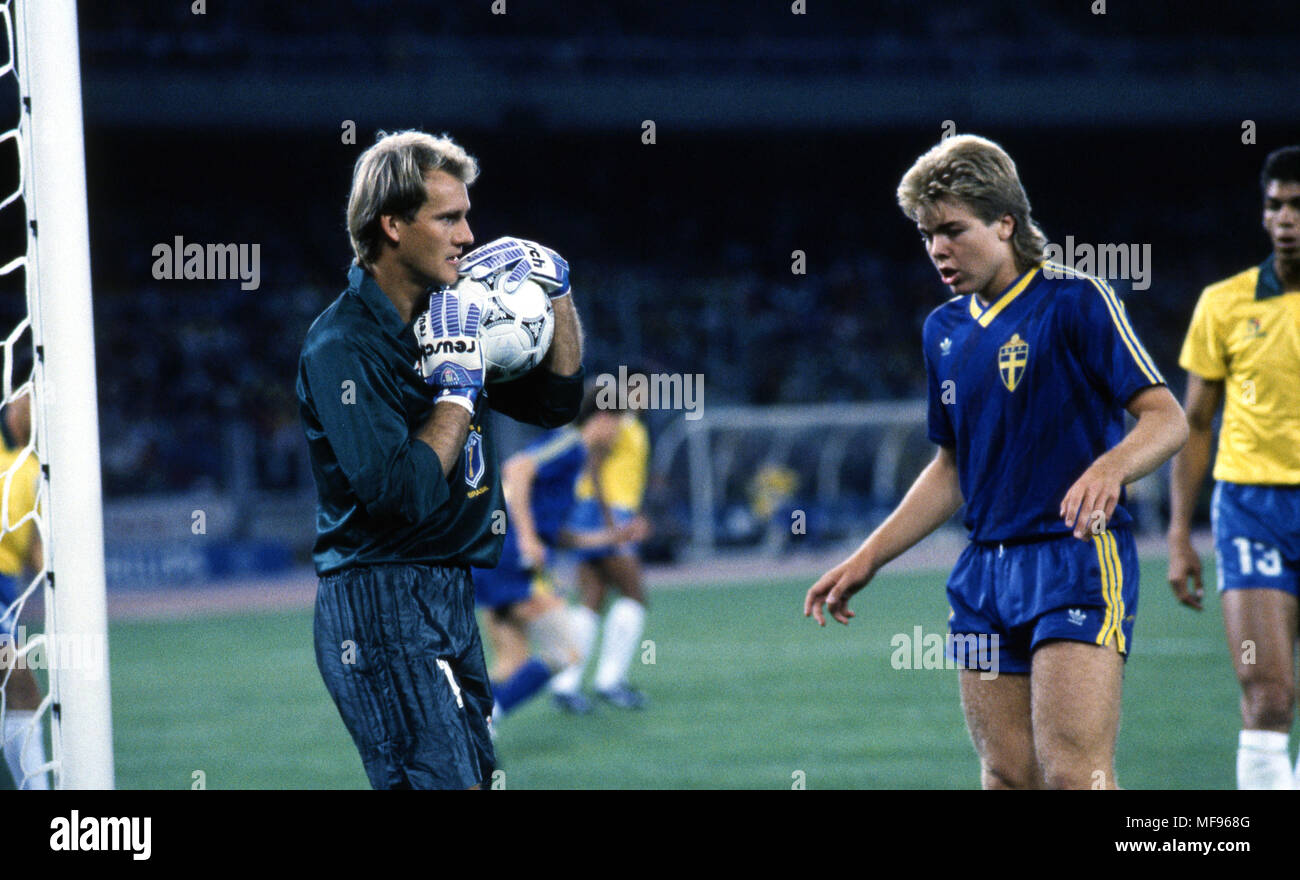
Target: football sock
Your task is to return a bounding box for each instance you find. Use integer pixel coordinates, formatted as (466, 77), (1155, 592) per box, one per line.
(550, 605), (598, 696)
(3, 710), (48, 790)
(594, 597), (645, 693)
(492, 657), (552, 715)
(1236, 729), (1291, 790)
(526, 606), (579, 672)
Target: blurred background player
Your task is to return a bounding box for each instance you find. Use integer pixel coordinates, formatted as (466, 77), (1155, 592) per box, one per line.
(0, 388), (48, 790)
(474, 389), (645, 719)
(552, 399), (652, 709)
(1167, 145), (1300, 790)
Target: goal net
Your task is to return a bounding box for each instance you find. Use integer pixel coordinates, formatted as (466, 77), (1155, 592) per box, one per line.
(0, 0), (113, 790)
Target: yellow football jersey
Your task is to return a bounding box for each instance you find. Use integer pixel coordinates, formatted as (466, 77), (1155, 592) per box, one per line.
(575, 414), (649, 511)
(0, 441), (40, 576)
(1179, 258), (1300, 484)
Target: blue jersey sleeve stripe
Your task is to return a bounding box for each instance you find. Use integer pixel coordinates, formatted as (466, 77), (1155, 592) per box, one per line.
(1096, 277), (1165, 383)
(1086, 277), (1164, 386)
(1046, 260), (1163, 383)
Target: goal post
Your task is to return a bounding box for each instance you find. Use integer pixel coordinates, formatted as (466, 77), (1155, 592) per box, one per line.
(15, 0), (114, 789)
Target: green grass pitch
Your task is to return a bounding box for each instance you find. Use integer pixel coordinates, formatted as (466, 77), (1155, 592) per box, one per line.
(106, 558), (1242, 789)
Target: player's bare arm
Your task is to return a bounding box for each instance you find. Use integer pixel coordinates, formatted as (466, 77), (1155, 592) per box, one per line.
(1059, 385), (1187, 540)
(805, 445), (963, 626)
(543, 293), (583, 375)
(1166, 374), (1224, 610)
(558, 516), (650, 550)
(502, 452), (547, 567)
(415, 401), (474, 476)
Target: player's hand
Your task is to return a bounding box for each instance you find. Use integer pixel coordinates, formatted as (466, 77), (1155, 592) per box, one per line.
(804, 554), (874, 626)
(1059, 458), (1124, 540)
(1166, 535), (1205, 611)
(614, 515), (651, 545)
(457, 236), (571, 298)
(414, 288), (484, 412)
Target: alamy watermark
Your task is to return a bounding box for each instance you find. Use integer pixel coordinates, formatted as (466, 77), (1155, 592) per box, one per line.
(1042, 236), (1151, 291)
(0, 626), (107, 680)
(890, 625), (999, 680)
(151, 235), (261, 290)
(595, 365), (703, 421)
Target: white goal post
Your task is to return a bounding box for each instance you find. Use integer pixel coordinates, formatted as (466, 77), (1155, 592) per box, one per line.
(13, 0), (114, 789)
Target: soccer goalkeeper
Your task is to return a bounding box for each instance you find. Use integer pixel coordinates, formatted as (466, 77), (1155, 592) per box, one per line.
(297, 130), (585, 789)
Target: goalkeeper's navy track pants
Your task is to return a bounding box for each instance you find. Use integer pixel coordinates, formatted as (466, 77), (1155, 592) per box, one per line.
(314, 562), (496, 790)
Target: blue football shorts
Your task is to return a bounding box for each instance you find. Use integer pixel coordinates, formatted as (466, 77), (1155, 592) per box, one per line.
(313, 562), (495, 790)
(473, 527), (554, 612)
(0, 572), (20, 640)
(565, 500), (640, 563)
(1211, 481), (1300, 596)
(946, 529), (1139, 676)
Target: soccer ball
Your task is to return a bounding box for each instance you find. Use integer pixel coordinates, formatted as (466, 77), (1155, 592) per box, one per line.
(453, 272), (554, 383)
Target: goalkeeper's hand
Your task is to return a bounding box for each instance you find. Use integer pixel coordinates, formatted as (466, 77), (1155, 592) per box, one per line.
(414, 289), (484, 413)
(457, 236), (571, 298)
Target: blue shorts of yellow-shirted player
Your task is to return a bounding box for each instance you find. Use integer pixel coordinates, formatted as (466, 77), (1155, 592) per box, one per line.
(947, 529), (1139, 676)
(565, 500), (640, 562)
(0, 572), (19, 641)
(1211, 482), (1300, 596)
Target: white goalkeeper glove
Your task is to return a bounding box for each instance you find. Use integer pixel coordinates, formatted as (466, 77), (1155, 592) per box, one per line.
(414, 288), (484, 413)
(457, 236), (571, 298)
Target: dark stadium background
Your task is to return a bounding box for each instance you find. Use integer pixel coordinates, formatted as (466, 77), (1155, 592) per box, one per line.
(29, 0), (1300, 583)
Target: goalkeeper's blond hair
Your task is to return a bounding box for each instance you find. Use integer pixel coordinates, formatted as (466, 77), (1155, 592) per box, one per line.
(897, 134), (1046, 273)
(348, 130), (479, 266)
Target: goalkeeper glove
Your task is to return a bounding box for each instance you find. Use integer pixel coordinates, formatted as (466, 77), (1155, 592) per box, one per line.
(415, 288), (484, 413)
(457, 236), (571, 298)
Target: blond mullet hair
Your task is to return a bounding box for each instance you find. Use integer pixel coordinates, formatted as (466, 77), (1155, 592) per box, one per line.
(347, 130), (479, 266)
(897, 134), (1046, 272)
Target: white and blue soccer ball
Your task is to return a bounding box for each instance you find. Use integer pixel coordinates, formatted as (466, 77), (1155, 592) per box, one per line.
(452, 271), (554, 383)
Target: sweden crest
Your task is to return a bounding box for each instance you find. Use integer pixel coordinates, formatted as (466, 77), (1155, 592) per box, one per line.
(998, 333), (1029, 392)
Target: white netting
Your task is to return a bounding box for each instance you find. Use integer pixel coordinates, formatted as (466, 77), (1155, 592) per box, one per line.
(0, 0), (54, 791)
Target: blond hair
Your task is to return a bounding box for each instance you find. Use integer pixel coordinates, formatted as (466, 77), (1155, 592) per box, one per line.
(347, 130), (479, 266)
(897, 134), (1046, 272)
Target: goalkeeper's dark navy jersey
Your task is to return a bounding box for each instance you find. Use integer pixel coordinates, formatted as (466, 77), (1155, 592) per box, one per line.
(297, 264), (583, 575)
(923, 261), (1165, 544)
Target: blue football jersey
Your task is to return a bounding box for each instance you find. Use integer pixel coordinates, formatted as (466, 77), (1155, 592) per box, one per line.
(924, 261), (1165, 543)
(520, 427), (587, 545)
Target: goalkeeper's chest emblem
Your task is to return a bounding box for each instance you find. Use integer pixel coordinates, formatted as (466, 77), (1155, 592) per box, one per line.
(464, 429), (486, 489)
(998, 333), (1029, 392)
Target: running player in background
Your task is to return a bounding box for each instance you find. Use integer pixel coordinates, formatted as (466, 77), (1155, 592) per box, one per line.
(552, 404), (652, 709)
(1167, 145), (1300, 790)
(805, 134), (1187, 789)
(475, 390), (646, 720)
(0, 389), (48, 790)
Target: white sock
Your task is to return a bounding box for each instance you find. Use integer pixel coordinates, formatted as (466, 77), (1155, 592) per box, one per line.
(594, 597), (645, 693)
(3, 710), (49, 790)
(550, 605), (599, 696)
(1237, 729), (1292, 790)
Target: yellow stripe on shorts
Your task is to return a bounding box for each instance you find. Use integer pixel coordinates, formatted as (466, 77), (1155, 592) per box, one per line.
(1103, 531), (1126, 654)
(1093, 533), (1116, 648)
